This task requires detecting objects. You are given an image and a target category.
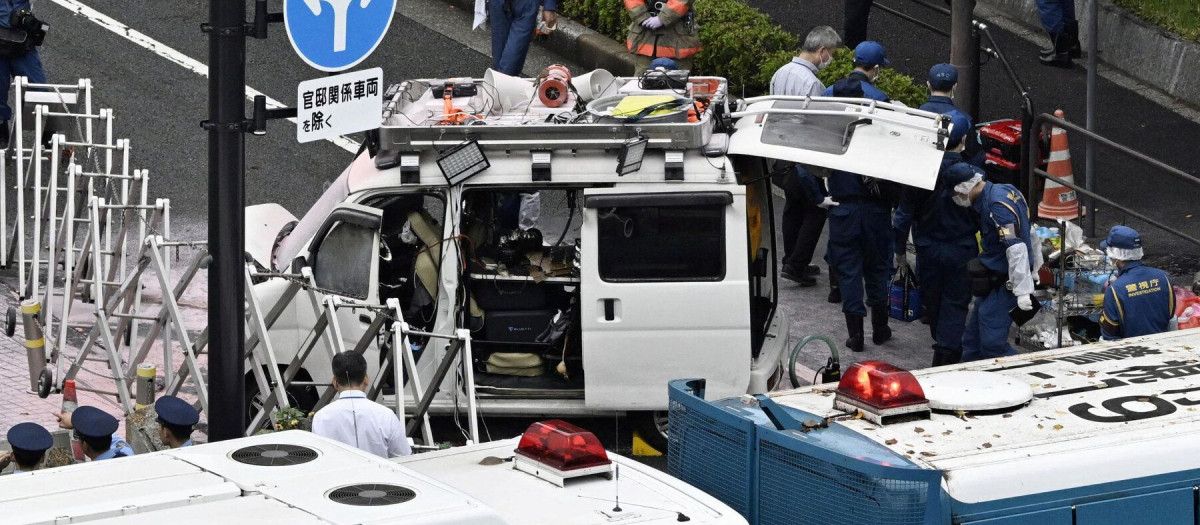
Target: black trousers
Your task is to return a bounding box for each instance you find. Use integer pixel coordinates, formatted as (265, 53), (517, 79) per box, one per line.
(775, 173), (827, 275)
(844, 0), (874, 49)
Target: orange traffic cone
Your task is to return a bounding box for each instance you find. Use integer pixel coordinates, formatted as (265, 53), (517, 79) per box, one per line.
(1038, 109), (1083, 220)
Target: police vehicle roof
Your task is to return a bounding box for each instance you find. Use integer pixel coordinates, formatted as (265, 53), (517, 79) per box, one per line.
(766, 329), (1200, 503)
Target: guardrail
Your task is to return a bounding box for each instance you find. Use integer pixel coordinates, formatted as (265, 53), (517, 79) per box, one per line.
(1027, 112), (1200, 248)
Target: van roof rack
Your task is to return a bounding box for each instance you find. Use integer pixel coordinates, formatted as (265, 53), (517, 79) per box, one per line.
(378, 74), (728, 151)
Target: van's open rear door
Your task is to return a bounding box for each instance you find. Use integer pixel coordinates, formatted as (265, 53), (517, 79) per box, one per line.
(727, 96), (949, 190)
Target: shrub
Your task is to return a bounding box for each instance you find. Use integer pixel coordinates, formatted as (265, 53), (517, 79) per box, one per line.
(560, 0), (927, 105)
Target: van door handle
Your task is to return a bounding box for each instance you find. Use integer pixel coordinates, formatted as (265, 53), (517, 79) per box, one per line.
(603, 299), (617, 321)
(359, 314), (372, 325)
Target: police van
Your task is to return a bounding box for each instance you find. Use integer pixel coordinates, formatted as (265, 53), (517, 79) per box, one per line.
(668, 328), (1200, 524)
(243, 68), (949, 448)
(0, 421), (748, 524)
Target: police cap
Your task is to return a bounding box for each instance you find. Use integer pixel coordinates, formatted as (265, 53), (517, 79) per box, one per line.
(929, 63), (958, 90)
(946, 162), (984, 187)
(7, 422), (52, 453)
(853, 41), (890, 66)
(72, 406), (118, 439)
(947, 112), (973, 147)
(155, 396), (199, 428)
(1100, 225), (1141, 250)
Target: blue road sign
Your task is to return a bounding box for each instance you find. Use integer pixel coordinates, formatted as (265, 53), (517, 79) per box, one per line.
(285, 0), (397, 72)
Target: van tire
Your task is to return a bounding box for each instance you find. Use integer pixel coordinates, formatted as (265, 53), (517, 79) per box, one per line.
(630, 410), (670, 453)
(244, 367), (319, 429)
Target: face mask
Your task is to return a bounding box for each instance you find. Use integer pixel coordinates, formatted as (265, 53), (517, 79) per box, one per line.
(952, 194), (972, 207)
(818, 52), (832, 70)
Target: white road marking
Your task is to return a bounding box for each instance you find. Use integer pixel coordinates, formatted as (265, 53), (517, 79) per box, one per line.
(44, 0), (363, 153)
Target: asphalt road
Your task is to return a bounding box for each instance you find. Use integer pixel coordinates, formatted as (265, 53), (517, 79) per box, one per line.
(745, 0), (1200, 273)
(35, 0), (494, 239)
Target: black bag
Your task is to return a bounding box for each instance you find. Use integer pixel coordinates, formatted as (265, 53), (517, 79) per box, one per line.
(0, 11), (47, 60)
(967, 258), (1003, 297)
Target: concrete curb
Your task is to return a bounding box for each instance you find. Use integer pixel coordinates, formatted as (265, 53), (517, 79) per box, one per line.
(441, 0), (637, 75)
(978, 0), (1200, 109)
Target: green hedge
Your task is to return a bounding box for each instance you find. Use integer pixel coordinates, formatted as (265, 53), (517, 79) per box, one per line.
(560, 0), (927, 106)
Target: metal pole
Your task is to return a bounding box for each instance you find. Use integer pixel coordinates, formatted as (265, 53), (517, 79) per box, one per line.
(950, 0), (980, 121)
(206, 0), (246, 441)
(1084, 0), (1098, 237)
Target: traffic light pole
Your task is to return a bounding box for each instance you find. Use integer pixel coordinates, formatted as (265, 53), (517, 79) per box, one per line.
(205, 0), (247, 441)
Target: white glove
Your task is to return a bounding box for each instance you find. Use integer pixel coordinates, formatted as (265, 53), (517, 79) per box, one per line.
(818, 196), (839, 209)
(641, 16), (664, 29)
(1017, 294), (1033, 311)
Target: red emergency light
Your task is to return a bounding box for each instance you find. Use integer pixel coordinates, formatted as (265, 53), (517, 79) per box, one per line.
(513, 420), (613, 486)
(834, 361), (930, 424)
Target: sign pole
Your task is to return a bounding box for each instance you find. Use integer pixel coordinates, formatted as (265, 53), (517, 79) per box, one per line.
(206, 0), (247, 441)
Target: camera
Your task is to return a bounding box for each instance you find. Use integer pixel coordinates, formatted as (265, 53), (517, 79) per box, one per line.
(11, 11), (47, 48)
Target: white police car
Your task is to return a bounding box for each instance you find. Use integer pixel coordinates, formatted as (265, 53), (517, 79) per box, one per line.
(0, 420), (746, 524)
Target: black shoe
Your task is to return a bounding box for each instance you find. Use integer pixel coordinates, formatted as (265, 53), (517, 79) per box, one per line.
(805, 264), (821, 276)
(931, 345), (963, 367)
(781, 268), (817, 287)
(1039, 32), (1073, 68)
(870, 305), (892, 345)
(844, 314), (865, 353)
(827, 286), (842, 303)
(0, 120), (9, 150)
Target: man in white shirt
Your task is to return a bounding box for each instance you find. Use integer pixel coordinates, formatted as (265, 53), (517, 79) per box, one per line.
(769, 26), (841, 289)
(313, 352), (412, 458)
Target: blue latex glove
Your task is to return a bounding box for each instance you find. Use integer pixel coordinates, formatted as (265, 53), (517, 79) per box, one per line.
(641, 16), (664, 29)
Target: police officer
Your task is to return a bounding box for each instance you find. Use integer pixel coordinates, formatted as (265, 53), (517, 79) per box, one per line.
(0, 0), (48, 149)
(58, 406), (134, 461)
(953, 169), (1036, 361)
(822, 45), (896, 352)
(920, 64), (967, 119)
(1100, 225), (1175, 340)
(893, 117), (979, 367)
(625, 0), (701, 74)
(1, 422), (53, 474)
(921, 64), (987, 168)
(823, 41), (891, 102)
(155, 396), (199, 449)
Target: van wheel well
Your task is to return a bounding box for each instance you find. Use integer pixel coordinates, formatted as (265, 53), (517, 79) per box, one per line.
(243, 366), (320, 427)
(630, 410), (670, 453)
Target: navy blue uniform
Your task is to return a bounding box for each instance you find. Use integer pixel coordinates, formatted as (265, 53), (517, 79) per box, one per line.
(827, 169), (893, 318)
(920, 96), (985, 168)
(962, 182), (1032, 361)
(1102, 262), (1175, 340)
(894, 153), (978, 354)
(0, 0), (46, 122)
(823, 71), (889, 102)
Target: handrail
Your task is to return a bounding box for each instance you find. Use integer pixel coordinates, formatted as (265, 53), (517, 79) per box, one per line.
(1028, 112), (1200, 248)
(975, 20), (1037, 197)
(874, 1), (949, 37)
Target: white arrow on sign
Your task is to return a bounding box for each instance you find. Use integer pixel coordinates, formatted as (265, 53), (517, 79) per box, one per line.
(301, 0), (374, 52)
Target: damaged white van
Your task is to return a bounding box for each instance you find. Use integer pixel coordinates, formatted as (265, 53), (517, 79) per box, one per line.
(243, 70), (949, 448)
